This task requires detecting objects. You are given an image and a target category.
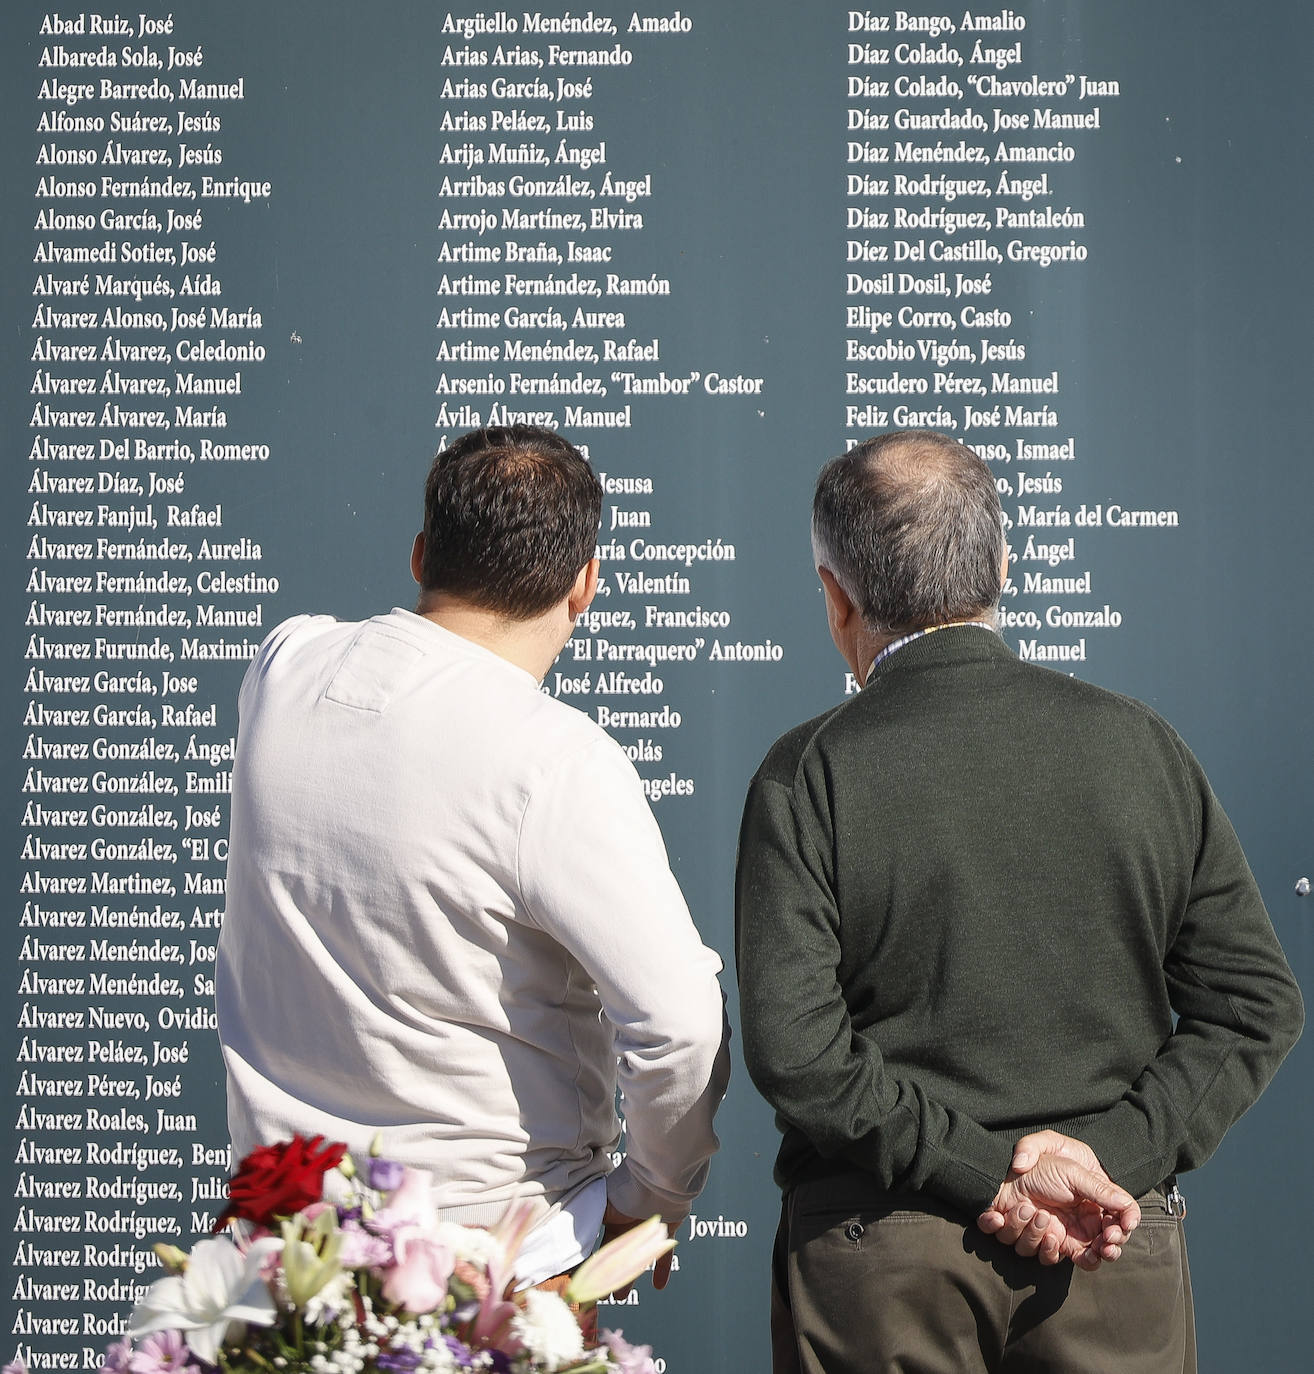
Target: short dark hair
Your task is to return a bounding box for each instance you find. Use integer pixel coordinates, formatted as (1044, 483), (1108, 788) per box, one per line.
(812, 430), (1004, 634)
(421, 426), (602, 619)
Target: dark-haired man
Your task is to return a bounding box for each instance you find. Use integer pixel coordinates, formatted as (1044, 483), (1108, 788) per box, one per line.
(218, 426), (729, 1287)
(736, 430), (1301, 1372)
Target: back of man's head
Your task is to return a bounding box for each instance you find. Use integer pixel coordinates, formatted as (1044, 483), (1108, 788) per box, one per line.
(421, 425), (602, 619)
(812, 429), (1005, 635)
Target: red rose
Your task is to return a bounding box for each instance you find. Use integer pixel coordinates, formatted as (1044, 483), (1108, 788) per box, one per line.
(213, 1134), (347, 1232)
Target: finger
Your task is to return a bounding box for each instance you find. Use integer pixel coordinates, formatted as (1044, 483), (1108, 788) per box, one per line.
(651, 1250), (673, 1291)
(1011, 1136), (1045, 1173)
(1073, 1246), (1103, 1273)
(1099, 1242), (1123, 1263)
(1013, 1209), (1050, 1259)
(1072, 1233), (1111, 1271)
(1097, 1198), (1139, 1236)
(988, 1199), (1033, 1245)
(1038, 1223), (1065, 1265)
(1011, 1129), (1066, 1174)
(1014, 1133), (1109, 1179)
(1011, 1131), (1043, 1173)
(977, 1209), (1006, 1235)
(1055, 1163), (1140, 1226)
(994, 1203), (1034, 1246)
(1078, 1171), (1138, 1217)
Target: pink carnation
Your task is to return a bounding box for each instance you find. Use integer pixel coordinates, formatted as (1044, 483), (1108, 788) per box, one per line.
(452, 1258), (491, 1301)
(380, 1228), (454, 1314)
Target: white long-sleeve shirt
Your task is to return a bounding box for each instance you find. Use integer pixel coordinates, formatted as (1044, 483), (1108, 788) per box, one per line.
(217, 609), (729, 1273)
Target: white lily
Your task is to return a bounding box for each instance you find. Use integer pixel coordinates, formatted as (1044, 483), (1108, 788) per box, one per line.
(130, 1235), (282, 1365)
(281, 1211), (353, 1323)
(280, 1211), (344, 1309)
(566, 1218), (675, 1304)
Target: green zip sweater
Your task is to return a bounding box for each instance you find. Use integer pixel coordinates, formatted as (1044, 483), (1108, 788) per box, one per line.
(735, 626), (1303, 1218)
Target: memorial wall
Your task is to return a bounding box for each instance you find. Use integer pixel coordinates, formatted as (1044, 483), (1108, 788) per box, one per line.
(2, 3), (1311, 1371)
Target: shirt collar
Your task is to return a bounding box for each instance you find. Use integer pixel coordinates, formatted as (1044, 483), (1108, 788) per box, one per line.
(864, 621), (997, 685)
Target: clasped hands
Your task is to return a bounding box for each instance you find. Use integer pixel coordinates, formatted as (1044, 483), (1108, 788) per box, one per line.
(976, 1130), (1140, 1272)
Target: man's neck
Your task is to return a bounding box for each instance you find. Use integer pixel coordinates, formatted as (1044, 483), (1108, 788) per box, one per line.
(414, 594), (566, 683)
(847, 626), (891, 686)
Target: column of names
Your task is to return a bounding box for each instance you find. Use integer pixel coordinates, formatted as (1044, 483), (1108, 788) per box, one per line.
(16, 9), (271, 1366)
(843, 6), (1176, 671)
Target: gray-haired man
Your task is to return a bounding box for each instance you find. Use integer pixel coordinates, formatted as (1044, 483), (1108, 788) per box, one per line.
(736, 429), (1302, 1373)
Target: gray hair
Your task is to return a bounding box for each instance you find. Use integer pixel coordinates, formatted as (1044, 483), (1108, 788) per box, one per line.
(811, 430), (1005, 635)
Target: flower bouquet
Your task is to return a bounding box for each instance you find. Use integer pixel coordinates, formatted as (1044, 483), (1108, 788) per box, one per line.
(24, 1136), (668, 1374)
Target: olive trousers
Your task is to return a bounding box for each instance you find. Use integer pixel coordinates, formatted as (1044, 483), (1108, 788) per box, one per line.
(771, 1170), (1195, 1374)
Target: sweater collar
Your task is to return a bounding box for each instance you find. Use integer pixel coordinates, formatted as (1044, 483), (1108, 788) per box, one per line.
(865, 620), (998, 683)
(865, 621), (1010, 685)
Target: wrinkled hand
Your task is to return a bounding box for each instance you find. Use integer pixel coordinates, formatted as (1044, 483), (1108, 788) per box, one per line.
(1005, 1128), (1136, 1264)
(977, 1133), (1140, 1272)
(988, 1128), (1116, 1247)
(1009, 1129), (1105, 1178)
(599, 1202), (675, 1294)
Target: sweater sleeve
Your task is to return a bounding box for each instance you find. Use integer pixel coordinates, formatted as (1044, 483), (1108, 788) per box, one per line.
(1069, 754), (1303, 1196)
(736, 773), (1013, 1217)
(517, 735), (731, 1224)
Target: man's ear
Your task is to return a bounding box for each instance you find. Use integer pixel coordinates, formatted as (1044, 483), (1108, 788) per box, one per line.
(567, 557), (600, 617)
(818, 565), (855, 633)
(410, 533), (425, 585)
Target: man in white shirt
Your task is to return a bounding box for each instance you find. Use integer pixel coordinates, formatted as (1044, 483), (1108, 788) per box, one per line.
(216, 425), (731, 1286)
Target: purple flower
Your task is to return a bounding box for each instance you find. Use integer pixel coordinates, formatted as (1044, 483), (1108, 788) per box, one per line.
(450, 1298), (480, 1325)
(367, 1158), (406, 1192)
(442, 1335), (473, 1364)
(129, 1331), (191, 1374)
(374, 1348), (420, 1374)
(96, 1341), (133, 1374)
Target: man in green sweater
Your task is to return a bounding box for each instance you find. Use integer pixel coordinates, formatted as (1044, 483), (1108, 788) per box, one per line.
(736, 430), (1303, 1374)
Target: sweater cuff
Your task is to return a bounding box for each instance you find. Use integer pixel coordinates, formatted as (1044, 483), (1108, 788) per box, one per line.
(1067, 1103), (1168, 1198)
(605, 1159), (692, 1227)
(914, 1124), (1016, 1218)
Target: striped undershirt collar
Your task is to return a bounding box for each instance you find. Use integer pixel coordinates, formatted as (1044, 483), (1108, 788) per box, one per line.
(864, 620), (998, 684)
